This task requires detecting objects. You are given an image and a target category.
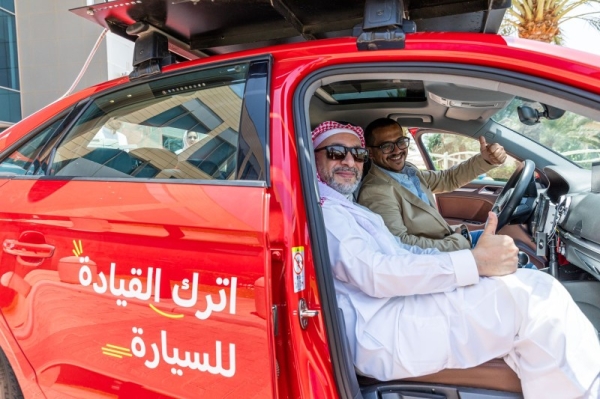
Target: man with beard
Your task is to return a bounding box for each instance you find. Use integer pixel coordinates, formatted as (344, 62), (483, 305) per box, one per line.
(313, 120), (600, 398)
(358, 118), (505, 252)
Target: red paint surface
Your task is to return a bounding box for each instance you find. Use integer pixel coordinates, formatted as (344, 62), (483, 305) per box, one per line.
(0, 32), (599, 398)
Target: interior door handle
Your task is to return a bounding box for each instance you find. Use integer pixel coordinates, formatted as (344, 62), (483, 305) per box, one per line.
(479, 186), (503, 195)
(3, 239), (55, 258)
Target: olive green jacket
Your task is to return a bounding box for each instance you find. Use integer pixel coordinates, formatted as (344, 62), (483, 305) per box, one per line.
(357, 154), (496, 251)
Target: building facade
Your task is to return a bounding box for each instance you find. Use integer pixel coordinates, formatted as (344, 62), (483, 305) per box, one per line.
(3, 0), (133, 131)
(0, 0), (19, 131)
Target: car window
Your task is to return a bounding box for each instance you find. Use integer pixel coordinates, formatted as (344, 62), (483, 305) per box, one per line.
(403, 132), (428, 170)
(42, 63), (251, 180)
(0, 118), (65, 176)
(420, 132), (518, 182)
(493, 97), (600, 170)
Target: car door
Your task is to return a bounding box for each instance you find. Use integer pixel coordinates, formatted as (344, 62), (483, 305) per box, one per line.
(0, 60), (275, 398)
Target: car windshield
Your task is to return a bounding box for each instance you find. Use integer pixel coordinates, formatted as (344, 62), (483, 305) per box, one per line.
(493, 97), (600, 169)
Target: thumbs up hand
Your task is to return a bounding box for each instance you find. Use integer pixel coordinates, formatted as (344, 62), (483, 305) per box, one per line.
(471, 212), (518, 277)
(479, 136), (507, 165)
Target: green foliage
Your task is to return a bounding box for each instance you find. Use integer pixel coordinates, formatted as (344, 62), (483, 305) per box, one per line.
(486, 160), (519, 181)
(494, 98), (600, 167)
(423, 132), (516, 181)
(421, 96), (600, 182)
(425, 133), (442, 154)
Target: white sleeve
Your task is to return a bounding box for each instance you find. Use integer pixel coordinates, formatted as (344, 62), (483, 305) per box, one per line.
(324, 205), (479, 298)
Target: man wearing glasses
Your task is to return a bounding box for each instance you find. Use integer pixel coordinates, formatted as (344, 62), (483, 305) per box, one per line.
(312, 120), (600, 398)
(358, 118), (505, 252)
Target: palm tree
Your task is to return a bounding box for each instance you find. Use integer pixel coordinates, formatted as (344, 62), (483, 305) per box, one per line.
(501, 0), (600, 43)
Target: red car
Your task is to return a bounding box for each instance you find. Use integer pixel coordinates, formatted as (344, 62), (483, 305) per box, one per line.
(0, 0), (599, 398)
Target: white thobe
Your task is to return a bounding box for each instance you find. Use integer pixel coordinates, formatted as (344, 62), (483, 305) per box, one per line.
(319, 182), (600, 399)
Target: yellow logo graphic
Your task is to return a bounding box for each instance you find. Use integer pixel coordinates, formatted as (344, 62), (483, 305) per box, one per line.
(149, 303), (184, 319)
(72, 240), (84, 257)
(102, 344), (132, 359)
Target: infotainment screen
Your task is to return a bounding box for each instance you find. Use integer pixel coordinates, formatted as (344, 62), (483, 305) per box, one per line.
(593, 161), (600, 193)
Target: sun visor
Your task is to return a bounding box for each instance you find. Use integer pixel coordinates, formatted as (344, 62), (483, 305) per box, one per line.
(428, 84), (514, 121)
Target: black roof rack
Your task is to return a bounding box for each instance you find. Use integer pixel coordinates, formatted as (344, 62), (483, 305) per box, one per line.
(72, 0), (511, 59)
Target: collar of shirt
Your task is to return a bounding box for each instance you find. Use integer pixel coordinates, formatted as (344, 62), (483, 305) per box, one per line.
(376, 164), (430, 205)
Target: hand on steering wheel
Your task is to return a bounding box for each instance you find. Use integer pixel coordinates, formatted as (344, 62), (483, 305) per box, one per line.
(491, 159), (536, 233)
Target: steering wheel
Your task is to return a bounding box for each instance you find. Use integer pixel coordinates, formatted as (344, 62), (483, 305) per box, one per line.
(491, 159), (535, 233)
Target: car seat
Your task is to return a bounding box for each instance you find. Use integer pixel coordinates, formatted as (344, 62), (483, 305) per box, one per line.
(336, 308), (523, 398)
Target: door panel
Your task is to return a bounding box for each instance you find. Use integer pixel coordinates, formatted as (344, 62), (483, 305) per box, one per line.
(0, 179), (273, 398)
(436, 186), (495, 229)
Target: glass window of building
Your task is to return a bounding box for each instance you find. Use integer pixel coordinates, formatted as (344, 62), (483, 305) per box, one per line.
(0, 1), (14, 12)
(0, 1), (20, 123)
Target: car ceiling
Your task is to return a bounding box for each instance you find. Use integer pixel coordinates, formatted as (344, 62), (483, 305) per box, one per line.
(308, 72), (600, 135)
(309, 79), (515, 134)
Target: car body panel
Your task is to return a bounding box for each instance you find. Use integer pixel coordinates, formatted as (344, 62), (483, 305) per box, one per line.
(0, 179), (274, 398)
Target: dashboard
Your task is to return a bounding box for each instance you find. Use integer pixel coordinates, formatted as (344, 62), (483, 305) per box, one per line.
(531, 166), (600, 280)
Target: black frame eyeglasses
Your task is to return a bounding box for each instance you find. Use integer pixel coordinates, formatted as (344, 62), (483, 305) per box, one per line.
(314, 145), (369, 163)
(369, 137), (410, 154)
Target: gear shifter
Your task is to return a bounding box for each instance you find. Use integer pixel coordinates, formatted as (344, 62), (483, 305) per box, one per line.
(517, 251), (530, 268)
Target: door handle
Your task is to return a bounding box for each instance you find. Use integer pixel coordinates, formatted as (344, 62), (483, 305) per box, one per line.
(3, 239), (55, 260)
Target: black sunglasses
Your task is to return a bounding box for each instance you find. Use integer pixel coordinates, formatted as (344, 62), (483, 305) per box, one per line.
(314, 145), (369, 163)
(369, 137), (410, 154)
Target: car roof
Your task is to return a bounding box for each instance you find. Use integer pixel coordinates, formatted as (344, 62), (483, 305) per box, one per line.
(71, 0), (509, 58)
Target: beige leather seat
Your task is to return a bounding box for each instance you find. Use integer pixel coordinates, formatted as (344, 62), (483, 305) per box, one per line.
(338, 308), (522, 394)
(358, 359), (522, 393)
(402, 359), (522, 393)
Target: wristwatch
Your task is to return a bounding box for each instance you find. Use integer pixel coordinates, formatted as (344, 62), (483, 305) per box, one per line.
(460, 227), (469, 240)
(460, 227), (472, 246)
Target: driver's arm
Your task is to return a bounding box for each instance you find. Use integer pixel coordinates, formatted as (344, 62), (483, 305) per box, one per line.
(420, 154), (497, 194)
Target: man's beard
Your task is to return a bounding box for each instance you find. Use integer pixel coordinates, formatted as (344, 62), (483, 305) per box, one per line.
(323, 166), (361, 196)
